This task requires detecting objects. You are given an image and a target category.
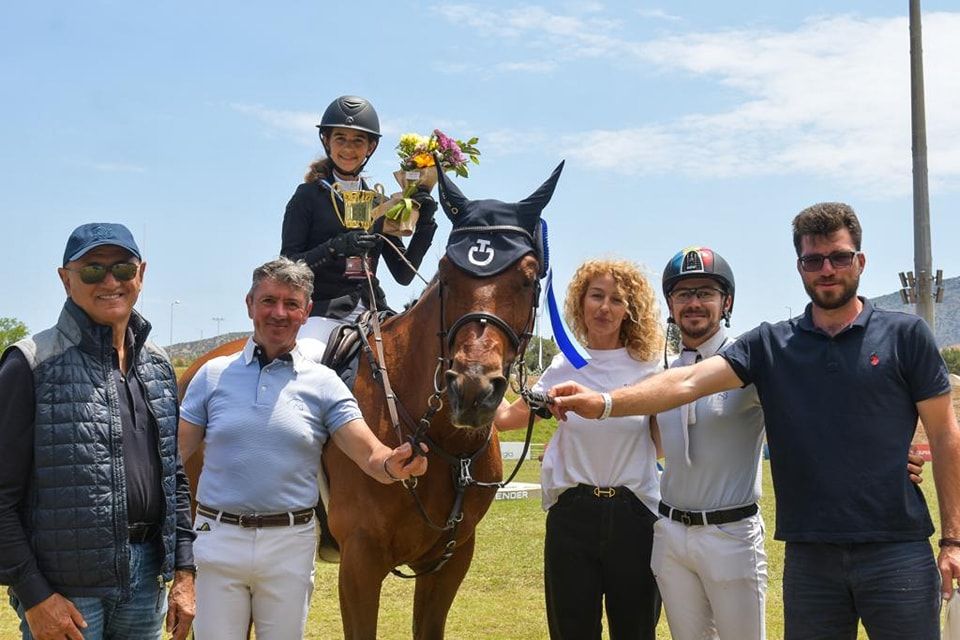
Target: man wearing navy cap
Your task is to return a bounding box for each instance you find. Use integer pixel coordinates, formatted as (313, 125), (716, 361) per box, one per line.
(0, 223), (196, 640)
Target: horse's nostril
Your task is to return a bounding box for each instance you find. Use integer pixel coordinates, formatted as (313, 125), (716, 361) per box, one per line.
(489, 376), (508, 402)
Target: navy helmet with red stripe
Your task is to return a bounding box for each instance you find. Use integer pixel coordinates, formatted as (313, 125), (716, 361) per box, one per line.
(662, 246), (735, 318)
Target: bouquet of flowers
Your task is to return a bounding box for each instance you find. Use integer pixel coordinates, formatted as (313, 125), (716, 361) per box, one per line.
(375, 129), (480, 236)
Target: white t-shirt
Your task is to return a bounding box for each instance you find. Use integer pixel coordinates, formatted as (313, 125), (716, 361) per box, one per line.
(534, 348), (662, 514)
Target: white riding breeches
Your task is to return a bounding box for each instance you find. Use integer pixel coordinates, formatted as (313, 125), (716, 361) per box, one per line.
(192, 513), (318, 640)
(651, 512), (768, 640)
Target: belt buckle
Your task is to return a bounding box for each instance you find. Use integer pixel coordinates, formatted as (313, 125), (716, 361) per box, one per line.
(680, 512), (692, 526)
(593, 487), (616, 498)
(238, 514), (260, 528)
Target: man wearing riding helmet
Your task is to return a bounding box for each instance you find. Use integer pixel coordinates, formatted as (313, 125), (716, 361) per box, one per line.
(653, 246), (768, 640)
(281, 95), (438, 348)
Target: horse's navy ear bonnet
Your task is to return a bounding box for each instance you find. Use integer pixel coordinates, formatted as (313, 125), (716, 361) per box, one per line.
(439, 160), (564, 279)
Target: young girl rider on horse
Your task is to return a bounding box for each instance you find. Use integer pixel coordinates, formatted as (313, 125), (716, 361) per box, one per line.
(280, 95), (439, 350)
(280, 95), (438, 562)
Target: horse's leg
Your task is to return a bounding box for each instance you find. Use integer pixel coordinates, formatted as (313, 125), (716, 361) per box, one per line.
(338, 533), (391, 640)
(411, 534), (477, 640)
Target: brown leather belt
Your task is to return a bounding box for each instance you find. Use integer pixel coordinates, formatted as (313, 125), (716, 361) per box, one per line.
(196, 503), (314, 528)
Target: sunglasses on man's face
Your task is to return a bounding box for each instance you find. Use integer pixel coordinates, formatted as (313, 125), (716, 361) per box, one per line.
(797, 251), (860, 273)
(65, 261), (140, 284)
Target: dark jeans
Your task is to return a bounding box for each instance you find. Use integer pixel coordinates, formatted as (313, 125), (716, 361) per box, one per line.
(544, 485), (661, 640)
(11, 541), (167, 640)
(783, 540), (940, 640)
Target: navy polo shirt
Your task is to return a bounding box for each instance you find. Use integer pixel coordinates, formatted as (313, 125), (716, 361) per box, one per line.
(721, 297), (949, 543)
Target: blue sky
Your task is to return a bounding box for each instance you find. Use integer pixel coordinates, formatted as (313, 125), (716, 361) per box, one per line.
(3, 1), (959, 346)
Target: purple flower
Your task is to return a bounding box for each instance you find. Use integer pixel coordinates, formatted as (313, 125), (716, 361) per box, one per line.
(434, 129), (455, 152)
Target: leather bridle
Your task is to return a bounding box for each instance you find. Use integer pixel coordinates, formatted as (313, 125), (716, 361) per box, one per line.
(356, 249), (542, 578)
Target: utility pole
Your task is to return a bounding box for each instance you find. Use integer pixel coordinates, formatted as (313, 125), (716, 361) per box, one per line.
(909, 0), (935, 328)
(212, 316), (224, 337)
(169, 300), (181, 346)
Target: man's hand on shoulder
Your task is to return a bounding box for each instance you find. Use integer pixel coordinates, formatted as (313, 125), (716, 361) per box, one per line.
(24, 593), (86, 640)
(908, 449), (925, 485)
(166, 569), (196, 640)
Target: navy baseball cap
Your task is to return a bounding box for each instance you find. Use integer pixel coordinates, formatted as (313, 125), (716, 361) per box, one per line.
(63, 223), (142, 266)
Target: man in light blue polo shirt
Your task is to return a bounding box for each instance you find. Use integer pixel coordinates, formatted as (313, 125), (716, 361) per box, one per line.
(178, 257), (426, 640)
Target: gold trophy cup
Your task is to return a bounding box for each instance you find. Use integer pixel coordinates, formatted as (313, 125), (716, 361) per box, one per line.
(332, 184), (385, 279)
(334, 183), (385, 230)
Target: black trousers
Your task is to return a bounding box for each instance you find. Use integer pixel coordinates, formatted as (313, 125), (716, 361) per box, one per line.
(544, 485), (661, 640)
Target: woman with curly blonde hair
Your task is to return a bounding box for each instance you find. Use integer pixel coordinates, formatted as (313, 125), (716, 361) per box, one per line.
(496, 257), (664, 640)
(565, 258), (664, 362)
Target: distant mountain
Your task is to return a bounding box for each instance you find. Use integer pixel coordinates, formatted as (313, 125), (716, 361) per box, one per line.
(871, 275), (960, 348)
(165, 331), (251, 364)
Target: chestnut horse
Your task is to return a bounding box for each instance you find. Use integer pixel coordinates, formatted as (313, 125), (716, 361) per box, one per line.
(177, 162), (563, 639)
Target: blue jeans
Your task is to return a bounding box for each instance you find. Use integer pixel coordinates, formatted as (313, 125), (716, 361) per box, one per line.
(12, 541), (168, 640)
(783, 540), (940, 640)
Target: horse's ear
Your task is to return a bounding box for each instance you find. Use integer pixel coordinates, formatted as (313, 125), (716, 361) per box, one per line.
(436, 154), (469, 221)
(518, 160), (565, 222)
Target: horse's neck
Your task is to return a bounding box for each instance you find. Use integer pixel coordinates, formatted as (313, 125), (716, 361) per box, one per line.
(383, 291), (441, 396)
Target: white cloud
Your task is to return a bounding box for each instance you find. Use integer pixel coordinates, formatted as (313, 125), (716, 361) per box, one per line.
(231, 102), (417, 143)
(84, 161), (146, 173)
(230, 103), (317, 146)
(636, 8), (681, 22)
(438, 5), (960, 196)
(482, 128), (553, 156)
(496, 60), (557, 73)
(432, 4), (625, 60)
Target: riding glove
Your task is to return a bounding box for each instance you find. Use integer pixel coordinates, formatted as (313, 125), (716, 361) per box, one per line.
(327, 230), (381, 257)
(410, 188), (438, 227)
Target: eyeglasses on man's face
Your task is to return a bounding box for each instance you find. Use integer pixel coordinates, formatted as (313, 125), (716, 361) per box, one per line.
(64, 261), (140, 285)
(669, 286), (725, 304)
(797, 251), (860, 273)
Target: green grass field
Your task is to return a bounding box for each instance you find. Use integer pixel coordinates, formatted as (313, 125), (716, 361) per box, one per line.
(0, 424), (948, 639)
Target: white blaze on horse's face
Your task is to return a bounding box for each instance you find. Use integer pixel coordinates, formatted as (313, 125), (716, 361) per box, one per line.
(441, 254), (540, 430)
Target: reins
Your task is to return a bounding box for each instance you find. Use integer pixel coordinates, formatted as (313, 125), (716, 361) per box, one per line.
(355, 243), (542, 578)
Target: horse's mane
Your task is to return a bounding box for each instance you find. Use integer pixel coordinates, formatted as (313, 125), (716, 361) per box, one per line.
(400, 273), (440, 313)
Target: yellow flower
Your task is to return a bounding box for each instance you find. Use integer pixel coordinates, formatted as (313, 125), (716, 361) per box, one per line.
(411, 153), (435, 168)
(398, 133), (420, 147)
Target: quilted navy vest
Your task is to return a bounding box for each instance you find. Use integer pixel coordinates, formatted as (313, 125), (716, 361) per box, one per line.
(10, 299), (180, 598)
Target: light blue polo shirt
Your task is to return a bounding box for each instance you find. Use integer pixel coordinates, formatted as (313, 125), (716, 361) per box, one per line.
(181, 338), (362, 512)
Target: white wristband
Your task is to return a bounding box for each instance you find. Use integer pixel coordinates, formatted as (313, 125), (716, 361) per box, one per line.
(597, 392), (613, 420)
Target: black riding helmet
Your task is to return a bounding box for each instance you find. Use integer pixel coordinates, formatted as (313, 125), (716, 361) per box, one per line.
(317, 95), (381, 176)
(662, 246), (735, 324)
